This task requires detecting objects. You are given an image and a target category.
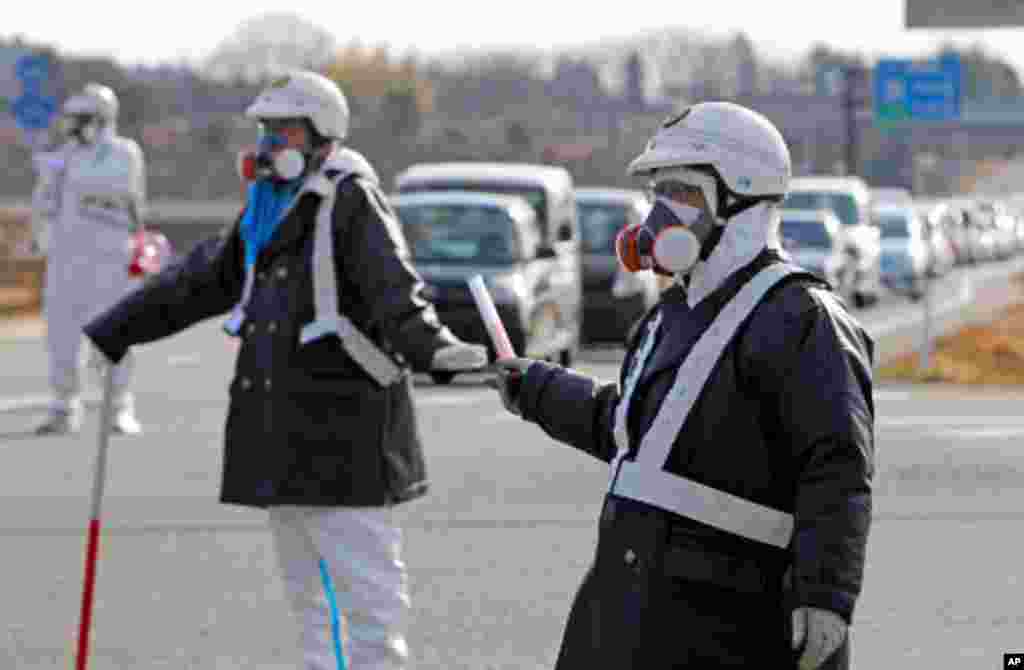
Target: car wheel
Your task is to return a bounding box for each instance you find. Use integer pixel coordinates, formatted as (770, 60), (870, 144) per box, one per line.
(430, 371), (457, 385)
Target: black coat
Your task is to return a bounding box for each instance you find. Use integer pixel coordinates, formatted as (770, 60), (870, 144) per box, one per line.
(84, 171), (459, 508)
(515, 251), (874, 669)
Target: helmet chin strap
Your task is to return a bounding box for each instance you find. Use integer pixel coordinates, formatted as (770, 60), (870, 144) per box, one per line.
(698, 224), (725, 262)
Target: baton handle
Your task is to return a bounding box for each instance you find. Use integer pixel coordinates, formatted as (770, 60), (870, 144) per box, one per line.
(467, 275), (516, 360)
(75, 365), (117, 670)
(75, 519), (101, 670)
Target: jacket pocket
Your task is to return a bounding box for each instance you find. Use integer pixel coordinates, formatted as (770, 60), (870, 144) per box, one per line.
(278, 372), (386, 501)
(293, 335), (368, 381)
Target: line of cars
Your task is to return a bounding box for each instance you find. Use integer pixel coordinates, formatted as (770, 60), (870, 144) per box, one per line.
(387, 162), (662, 382)
(389, 163), (1024, 384)
(777, 175), (1024, 305)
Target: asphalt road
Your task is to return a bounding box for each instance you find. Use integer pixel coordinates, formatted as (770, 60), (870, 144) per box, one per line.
(2, 259), (1024, 669)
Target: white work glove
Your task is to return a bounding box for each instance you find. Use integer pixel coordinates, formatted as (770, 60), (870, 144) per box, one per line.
(430, 342), (488, 371)
(792, 607), (847, 670)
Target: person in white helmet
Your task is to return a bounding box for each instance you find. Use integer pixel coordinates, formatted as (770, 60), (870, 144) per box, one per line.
(489, 102), (874, 669)
(31, 82), (147, 435)
(83, 70), (487, 670)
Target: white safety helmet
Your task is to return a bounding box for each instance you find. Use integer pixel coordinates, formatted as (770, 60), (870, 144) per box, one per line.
(627, 102), (791, 220)
(63, 82), (119, 125)
(245, 70), (350, 141)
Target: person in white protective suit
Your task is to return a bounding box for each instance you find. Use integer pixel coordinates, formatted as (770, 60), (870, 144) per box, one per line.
(489, 102), (874, 669)
(31, 82), (147, 435)
(82, 70), (488, 670)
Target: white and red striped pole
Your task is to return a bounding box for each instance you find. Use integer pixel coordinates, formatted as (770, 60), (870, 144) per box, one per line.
(75, 364), (116, 670)
(467, 275), (517, 360)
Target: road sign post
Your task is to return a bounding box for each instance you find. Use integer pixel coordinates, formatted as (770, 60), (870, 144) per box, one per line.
(873, 54), (962, 126)
(9, 52), (58, 150)
(873, 55), (961, 375)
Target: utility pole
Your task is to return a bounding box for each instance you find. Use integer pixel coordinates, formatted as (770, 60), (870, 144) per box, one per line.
(842, 64), (867, 176)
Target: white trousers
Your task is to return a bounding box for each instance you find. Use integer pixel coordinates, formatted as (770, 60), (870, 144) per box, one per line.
(268, 506), (410, 670)
(43, 256), (137, 412)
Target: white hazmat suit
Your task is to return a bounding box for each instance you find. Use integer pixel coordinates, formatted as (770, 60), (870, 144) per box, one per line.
(31, 86), (147, 434)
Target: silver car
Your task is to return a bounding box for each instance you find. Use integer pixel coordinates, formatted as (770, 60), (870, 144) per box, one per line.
(784, 176), (882, 308)
(875, 205), (934, 300)
(778, 209), (847, 294)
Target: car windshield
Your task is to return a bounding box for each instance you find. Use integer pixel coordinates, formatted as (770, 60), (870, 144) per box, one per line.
(397, 203), (519, 264)
(401, 181), (548, 230)
(577, 203), (629, 253)
(783, 191), (861, 226)
(877, 213), (911, 238)
(779, 219), (833, 249)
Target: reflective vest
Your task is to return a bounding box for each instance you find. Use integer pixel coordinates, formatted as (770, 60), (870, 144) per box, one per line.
(224, 169), (402, 387)
(609, 263), (797, 548)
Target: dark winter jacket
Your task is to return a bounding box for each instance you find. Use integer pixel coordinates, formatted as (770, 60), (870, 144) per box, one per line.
(516, 250), (874, 668)
(84, 155), (459, 508)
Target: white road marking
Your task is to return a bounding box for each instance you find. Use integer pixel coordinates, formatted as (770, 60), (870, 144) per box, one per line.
(874, 390), (913, 401)
(0, 388), (490, 414)
(925, 427), (1024, 439)
(0, 393), (102, 413)
(417, 393), (485, 407)
(0, 394), (51, 413)
(879, 415), (1024, 428)
(166, 354), (202, 367)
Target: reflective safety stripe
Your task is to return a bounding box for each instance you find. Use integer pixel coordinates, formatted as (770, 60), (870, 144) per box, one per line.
(223, 264), (256, 336)
(613, 465), (795, 548)
(298, 175), (401, 387)
(610, 263), (797, 548)
(610, 311), (662, 485)
(225, 171), (402, 387)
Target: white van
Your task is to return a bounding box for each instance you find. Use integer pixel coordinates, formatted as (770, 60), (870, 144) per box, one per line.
(784, 176), (882, 307)
(393, 162), (583, 365)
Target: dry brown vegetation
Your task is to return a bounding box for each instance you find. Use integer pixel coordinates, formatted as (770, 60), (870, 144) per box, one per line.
(878, 274), (1024, 385)
(0, 207), (43, 317)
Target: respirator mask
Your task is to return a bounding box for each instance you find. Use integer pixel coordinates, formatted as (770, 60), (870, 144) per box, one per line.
(615, 177), (717, 276)
(237, 119), (309, 183)
(61, 113), (100, 145)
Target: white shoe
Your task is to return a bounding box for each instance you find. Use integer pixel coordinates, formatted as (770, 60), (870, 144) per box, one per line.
(111, 409), (142, 435)
(35, 409), (83, 435)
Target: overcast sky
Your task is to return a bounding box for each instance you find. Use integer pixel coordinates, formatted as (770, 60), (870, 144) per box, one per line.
(6, 0), (1024, 73)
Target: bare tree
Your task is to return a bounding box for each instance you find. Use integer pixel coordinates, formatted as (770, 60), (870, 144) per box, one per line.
(203, 12), (338, 83)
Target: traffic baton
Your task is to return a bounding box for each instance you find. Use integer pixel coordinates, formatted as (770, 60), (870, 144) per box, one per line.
(74, 364), (117, 670)
(467, 275), (517, 359)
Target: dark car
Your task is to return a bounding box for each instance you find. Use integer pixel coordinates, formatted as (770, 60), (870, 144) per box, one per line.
(574, 187), (659, 343)
(391, 190), (580, 383)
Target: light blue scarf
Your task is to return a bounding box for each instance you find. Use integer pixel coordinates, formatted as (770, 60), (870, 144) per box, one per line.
(240, 179), (300, 268)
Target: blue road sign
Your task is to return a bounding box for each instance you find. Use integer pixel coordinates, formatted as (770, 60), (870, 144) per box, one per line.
(12, 92), (57, 130)
(15, 53), (50, 92)
(874, 54), (962, 124)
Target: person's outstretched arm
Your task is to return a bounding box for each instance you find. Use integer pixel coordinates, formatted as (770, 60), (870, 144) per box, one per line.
(84, 222), (246, 364)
